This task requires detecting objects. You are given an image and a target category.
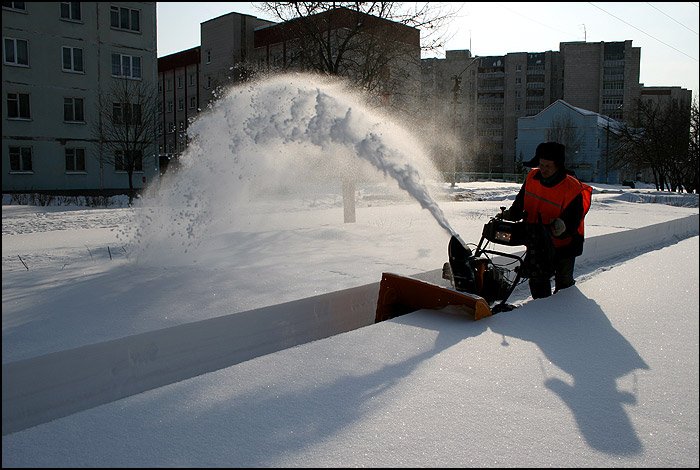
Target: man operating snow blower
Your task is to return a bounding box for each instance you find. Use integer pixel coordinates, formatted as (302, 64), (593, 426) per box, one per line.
(374, 141), (592, 323)
(498, 142), (592, 299)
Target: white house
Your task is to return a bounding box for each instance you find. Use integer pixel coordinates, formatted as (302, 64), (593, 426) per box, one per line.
(515, 99), (623, 184)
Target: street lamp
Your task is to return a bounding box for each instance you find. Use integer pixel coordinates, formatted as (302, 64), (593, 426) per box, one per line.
(450, 56), (479, 187)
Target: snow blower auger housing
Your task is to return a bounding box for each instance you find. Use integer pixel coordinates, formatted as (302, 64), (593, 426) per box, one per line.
(375, 210), (534, 323)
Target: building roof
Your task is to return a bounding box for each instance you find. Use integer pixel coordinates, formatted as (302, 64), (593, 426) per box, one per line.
(254, 6), (419, 48)
(522, 99), (624, 132)
(158, 46), (201, 71)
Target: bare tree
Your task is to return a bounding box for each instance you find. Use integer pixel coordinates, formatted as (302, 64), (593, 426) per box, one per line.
(254, 2), (460, 109)
(547, 114), (584, 169)
(93, 79), (158, 204)
(611, 97), (693, 192)
(683, 98), (699, 193)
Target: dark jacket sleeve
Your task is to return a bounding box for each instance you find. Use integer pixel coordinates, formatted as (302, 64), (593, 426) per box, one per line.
(507, 184), (526, 220)
(558, 193), (583, 237)
(556, 192), (585, 257)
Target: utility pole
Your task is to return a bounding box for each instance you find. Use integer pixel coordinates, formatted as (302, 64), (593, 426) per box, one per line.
(606, 118), (610, 183)
(451, 75), (461, 187)
(450, 56), (480, 187)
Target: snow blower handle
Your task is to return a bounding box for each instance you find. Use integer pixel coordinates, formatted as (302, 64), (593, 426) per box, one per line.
(495, 206), (509, 220)
(495, 206), (526, 222)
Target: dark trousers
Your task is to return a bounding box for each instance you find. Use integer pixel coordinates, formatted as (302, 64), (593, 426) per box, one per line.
(529, 256), (576, 299)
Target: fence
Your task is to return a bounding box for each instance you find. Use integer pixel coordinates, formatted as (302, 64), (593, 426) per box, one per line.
(444, 172), (526, 184)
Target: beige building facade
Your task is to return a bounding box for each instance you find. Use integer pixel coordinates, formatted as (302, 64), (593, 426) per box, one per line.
(2, 2), (158, 194)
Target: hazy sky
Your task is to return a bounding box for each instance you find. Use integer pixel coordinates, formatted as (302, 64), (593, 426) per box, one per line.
(156, 2), (699, 100)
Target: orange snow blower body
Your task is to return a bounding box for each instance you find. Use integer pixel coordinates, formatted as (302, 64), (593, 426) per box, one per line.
(375, 215), (536, 323)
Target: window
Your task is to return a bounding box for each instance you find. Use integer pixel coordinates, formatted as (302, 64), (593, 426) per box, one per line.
(178, 98), (183, 111)
(166, 100), (173, 113)
(9, 145), (32, 172)
(189, 73), (195, 86)
(189, 96), (196, 109)
(177, 76), (183, 89)
(65, 147), (86, 172)
(4, 37), (29, 66)
(7, 92), (30, 119)
(130, 103), (142, 124)
(115, 149), (143, 172)
(60, 2), (81, 20)
(2, 2), (26, 11)
(111, 53), (141, 79)
(206, 49), (211, 63)
(168, 122), (174, 133)
(62, 46), (83, 72)
(166, 78), (172, 91)
(64, 97), (84, 122)
(110, 5), (140, 32)
(112, 102), (141, 125)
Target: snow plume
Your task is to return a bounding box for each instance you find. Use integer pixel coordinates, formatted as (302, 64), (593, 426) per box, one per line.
(129, 73), (454, 263)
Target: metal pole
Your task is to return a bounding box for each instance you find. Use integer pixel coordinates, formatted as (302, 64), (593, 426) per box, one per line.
(451, 75), (461, 187)
(606, 120), (609, 183)
(450, 56), (479, 187)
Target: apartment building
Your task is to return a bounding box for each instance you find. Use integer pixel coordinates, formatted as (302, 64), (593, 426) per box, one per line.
(420, 50), (476, 177)
(421, 40), (650, 177)
(157, 46), (200, 173)
(252, 7), (421, 114)
(200, 11), (275, 109)
(640, 86), (693, 110)
(422, 48), (563, 175)
(155, 12), (275, 168)
(157, 8), (422, 168)
(560, 40), (641, 121)
(2, 2), (158, 194)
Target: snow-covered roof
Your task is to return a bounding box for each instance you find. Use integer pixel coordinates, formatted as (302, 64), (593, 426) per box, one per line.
(523, 99), (624, 133)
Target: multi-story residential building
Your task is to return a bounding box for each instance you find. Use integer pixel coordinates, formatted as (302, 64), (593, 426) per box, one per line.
(157, 46), (200, 173)
(200, 11), (275, 109)
(560, 40), (641, 122)
(639, 86), (693, 111)
(422, 49), (563, 176)
(252, 7), (421, 115)
(422, 40), (650, 178)
(2, 2), (158, 195)
(157, 8), (422, 169)
(155, 12), (275, 168)
(420, 50), (477, 179)
(502, 51), (562, 173)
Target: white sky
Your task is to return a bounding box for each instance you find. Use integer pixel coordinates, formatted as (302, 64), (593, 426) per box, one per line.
(156, 2), (700, 100)
(2, 72), (698, 466)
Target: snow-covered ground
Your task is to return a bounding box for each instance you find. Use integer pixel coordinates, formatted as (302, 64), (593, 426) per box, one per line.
(2, 74), (698, 466)
(3, 181), (698, 467)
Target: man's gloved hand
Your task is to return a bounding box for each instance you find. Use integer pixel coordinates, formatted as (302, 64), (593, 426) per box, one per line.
(496, 208), (512, 220)
(550, 218), (566, 237)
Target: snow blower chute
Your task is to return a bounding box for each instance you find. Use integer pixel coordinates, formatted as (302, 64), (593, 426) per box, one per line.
(375, 209), (548, 322)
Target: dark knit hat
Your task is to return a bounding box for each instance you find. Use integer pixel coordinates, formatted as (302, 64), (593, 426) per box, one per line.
(524, 142), (566, 168)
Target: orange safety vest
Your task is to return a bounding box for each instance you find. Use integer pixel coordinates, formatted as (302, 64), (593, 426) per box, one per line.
(522, 169), (592, 249)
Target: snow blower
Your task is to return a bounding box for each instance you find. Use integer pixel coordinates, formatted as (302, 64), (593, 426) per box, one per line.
(375, 208), (550, 322)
